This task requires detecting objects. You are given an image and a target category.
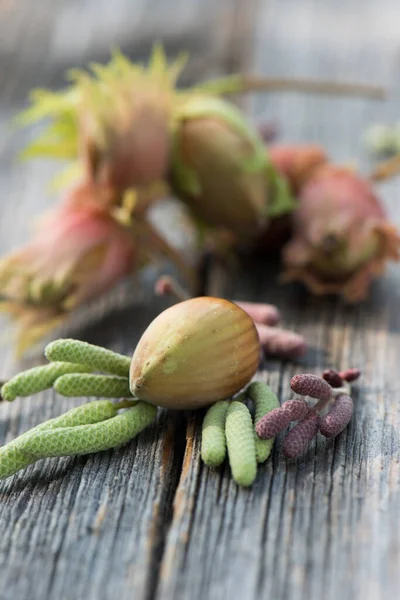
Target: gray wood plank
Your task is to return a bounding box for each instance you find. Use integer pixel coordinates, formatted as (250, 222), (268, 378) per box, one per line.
(157, 1), (400, 599)
(0, 1), (245, 599)
(2, 1), (400, 599)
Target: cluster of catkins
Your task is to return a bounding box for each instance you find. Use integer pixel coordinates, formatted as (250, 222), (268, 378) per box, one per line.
(200, 367), (360, 486)
(0, 46), (398, 354)
(0, 331), (360, 486)
(201, 381), (280, 487)
(256, 368), (360, 458)
(0, 339), (158, 481)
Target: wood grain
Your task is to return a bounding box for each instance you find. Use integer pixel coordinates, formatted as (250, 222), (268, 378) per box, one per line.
(157, 1), (400, 599)
(1, 0), (400, 599)
(0, 1), (247, 599)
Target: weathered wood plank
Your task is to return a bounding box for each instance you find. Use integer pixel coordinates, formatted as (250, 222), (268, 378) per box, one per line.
(2, 0), (400, 598)
(157, 1), (400, 599)
(0, 1), (245, 599)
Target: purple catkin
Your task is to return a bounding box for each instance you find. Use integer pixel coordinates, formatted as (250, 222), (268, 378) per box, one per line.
(339, 368), (361, 383)
(282, 411), (319, 458)
(319, 394), (353, 438)
(255, 408), (291, 439)
(322, 369), (343, 388)
(256, 399), (310, 439)
(290, 374), (332, 401)
(281, 399), (310, 420)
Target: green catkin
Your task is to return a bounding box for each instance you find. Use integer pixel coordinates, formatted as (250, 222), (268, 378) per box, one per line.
(201, 400), (229, 467)
(45, 339), (131, 377)
(225, 401), (257, 487)
(247, 381), (280, 463)
(54, 373), (132, 398)
(0, 400), (118, 479)
(0, 402), (157, 480)
(36, 400), (119, 430)
(1, 362), (92, 401)
(0, 443), (39, 480)
(23, 402), (157, 458)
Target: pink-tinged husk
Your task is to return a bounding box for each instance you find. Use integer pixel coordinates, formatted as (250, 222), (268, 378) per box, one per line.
(282, 166), (400, 302)
(254, 144), (328, 253)
(268, 144), (328, 193)
(81, 88), (170, 192)
(61, 176), (118, 209)
(74, 50), (181, 194)
(129, 297), (260, 410)
(0, 180), (136, 354)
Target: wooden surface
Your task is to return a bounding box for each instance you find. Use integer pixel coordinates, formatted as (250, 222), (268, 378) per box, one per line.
(1, 1), (400, 599)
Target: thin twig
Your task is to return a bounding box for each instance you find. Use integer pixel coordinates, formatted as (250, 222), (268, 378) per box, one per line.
(133, 217), (199, 291)
(241, 75), (386, 99)
(154, 275), (190, 302)
(196, 74), (386, 100)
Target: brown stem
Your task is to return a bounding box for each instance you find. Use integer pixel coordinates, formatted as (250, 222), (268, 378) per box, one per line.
(154, 275), (190, 302)
(199, 74), (386, 99)
(240, 75), (386, 99)
(131, 217), (199, 291)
